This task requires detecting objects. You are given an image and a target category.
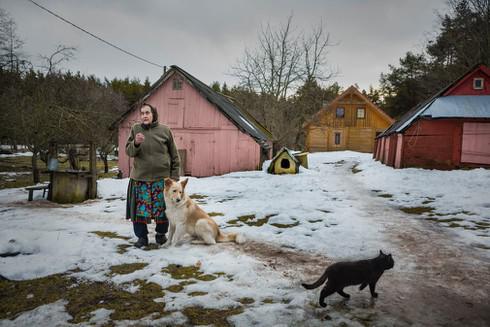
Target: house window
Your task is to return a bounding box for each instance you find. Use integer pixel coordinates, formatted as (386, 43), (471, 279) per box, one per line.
(473, 78), (484, 90)
(357, 108), (365, 119)
(173, 78), (183, 90)
(336, 107), (345, 118)
(334, 132), (341, 145)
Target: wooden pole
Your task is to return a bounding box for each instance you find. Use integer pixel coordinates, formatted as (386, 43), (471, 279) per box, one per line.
(88, 142), (97, 199)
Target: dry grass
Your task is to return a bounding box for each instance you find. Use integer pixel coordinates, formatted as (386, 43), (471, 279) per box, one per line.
(0, 275), (167, 323)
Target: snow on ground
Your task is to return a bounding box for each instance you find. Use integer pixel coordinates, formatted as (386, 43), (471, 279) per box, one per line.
(1, 151), (489, 326)
(0, 151), (33, 158)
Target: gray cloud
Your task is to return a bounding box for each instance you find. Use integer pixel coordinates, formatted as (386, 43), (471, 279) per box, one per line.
(2, 0), (448, 90)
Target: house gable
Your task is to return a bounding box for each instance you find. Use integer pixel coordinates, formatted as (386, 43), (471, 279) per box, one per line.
(306, 86), (393, 129)
(142, 71), (236, 130)
(115, 66), (272, 148)
(444, 65), (490, 96)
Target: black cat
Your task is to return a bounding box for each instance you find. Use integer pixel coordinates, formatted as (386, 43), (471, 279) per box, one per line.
(302, 250), (394, 307)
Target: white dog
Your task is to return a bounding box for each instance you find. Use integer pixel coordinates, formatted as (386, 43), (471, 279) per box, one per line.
(163, 178), (245, 246)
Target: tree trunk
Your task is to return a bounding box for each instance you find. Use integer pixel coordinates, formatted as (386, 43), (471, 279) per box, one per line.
(102, 154), (109, 173)
(294, 129), (303, 149)
(32, 151), (40, 184)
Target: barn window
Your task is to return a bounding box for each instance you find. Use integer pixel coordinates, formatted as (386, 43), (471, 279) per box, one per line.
(336, 107), (345, 118)
(473, 78), (484, 90)
(173, 78), (183, 90)
(357, 108), (365, 119)
(334, 132), (341, 145)
(280, 158), (290, 169)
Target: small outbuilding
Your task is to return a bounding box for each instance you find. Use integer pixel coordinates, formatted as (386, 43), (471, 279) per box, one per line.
(116, 65), (273, 177)
(375, 64), (490, 169)
(267, 147), (308, 174)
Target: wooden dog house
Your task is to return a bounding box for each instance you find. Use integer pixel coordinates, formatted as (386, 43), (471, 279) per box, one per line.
(267, 147), (308, 174)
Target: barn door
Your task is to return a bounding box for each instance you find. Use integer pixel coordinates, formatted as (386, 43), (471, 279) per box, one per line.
(165, 99), (184, 128)
(190, 133), (215, 177)
(461, 122), (490, 164)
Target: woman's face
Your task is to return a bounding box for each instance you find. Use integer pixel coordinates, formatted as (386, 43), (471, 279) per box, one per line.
(140, 105), (153, 124)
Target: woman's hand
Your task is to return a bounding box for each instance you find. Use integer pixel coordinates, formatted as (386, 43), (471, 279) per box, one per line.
(135, 133), (145, 145)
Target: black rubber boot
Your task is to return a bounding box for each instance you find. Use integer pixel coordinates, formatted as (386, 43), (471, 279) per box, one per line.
(155, 233), (167, 245)
(135, 236), (148, 248)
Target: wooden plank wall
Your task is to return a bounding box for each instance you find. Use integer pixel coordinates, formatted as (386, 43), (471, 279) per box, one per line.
(402, 119), (460, 169)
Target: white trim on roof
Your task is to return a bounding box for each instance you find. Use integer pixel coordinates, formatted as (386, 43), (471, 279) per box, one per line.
(395, 99), (436, 132)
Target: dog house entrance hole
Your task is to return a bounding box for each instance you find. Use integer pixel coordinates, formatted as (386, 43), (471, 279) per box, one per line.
(280, 158), (291, 169)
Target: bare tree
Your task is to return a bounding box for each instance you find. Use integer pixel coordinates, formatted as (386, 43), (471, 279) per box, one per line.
(0, 8), (30, 72)
(302, 20), (336, 82)
(231, 15), (335, 100)
(39, 45), (77, 74)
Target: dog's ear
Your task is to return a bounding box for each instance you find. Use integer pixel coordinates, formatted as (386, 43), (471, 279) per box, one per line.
(164, 178), (173, 189)
(379, 250), (384, 255)
(180, 178), (188, 190)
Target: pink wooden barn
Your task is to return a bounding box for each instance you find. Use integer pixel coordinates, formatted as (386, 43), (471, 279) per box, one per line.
(116, 65), (273, 177)
(375, 64), (490, 169)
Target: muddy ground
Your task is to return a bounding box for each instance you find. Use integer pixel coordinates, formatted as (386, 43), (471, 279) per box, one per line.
(226, 171), (490, 326)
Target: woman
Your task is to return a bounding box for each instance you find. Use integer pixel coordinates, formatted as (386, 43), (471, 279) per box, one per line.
(125, 103), (180, 248)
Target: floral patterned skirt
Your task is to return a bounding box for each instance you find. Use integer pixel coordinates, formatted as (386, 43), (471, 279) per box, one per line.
(126, 179), (167, 224)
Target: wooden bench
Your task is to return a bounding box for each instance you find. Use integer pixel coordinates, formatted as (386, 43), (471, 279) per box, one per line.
(25, 184), (50, 201)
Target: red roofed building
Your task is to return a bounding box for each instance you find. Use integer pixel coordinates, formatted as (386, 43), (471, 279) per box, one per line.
(375, 64), (490, 169)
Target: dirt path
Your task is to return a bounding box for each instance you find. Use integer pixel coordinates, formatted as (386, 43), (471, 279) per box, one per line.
(228, 162), (490, 326)
(344, 162), (490, 326)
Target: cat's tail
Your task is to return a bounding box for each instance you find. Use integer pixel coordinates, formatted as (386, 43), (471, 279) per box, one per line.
(301, 270), (328, 290)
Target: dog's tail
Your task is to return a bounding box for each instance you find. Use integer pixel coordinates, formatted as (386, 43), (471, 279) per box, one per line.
(217, 231), (246, 244)
(301, 269), (329, 290)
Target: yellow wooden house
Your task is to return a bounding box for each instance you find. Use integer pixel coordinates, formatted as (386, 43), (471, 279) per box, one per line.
(304, 85), (394, 153)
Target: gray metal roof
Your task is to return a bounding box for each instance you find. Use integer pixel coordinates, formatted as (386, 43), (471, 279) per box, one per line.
(421, 95), (490, 118)
(395, 95), (490, 132)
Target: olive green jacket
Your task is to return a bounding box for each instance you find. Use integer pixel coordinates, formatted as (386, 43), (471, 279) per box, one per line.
(125, 122), (180, 181)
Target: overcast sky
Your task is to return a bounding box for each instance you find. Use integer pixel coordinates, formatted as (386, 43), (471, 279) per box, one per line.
(3, 0), (449, 91)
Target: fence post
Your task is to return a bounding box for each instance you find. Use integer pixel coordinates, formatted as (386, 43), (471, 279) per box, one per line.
(88, 142), (97, 199)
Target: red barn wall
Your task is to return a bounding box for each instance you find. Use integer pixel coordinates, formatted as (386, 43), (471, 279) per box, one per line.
(379, 137), (386, 162)
(386, 134), (397, 167)
(373, 139), (379, 159)
(402, 119), (461, 169)
(394, 134), (404, 168)
(378, 138), (384, 161)
(378, 119), (490, 169)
